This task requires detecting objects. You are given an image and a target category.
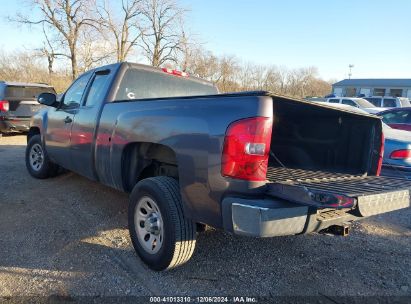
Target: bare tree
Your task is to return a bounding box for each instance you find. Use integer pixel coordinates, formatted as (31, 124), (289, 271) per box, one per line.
(37, 25), (66, 75)
(17, 0), (97, 79)
(76, 29), (114, 73)
(96, 0), (143, 62)
(178, 29), (192, 71)
(139, 0), (186, 67)
(0, 50), (72, 92)
(184, 48), (219, 81)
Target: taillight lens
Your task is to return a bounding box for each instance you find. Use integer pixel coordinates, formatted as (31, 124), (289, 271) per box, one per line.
(376, 133), (384, 176)
(310, 192), (355, 208)
(390, 149), (411, 159)
(162, 68), (189, 77)
(0, 100), (9, 112)
(222, 117), (273, 181)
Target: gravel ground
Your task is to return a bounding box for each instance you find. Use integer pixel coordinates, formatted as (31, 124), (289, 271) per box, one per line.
(0, 135), (410, 299)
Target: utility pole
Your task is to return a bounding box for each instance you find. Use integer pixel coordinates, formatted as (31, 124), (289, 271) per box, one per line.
(348, 64), (354, 79)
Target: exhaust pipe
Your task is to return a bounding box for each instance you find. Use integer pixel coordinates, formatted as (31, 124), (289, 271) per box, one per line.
(321, 223), (351, 236)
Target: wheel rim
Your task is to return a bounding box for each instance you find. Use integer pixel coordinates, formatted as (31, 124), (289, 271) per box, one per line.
(29, 143), (44, 172)
(134, 196), (164, 255)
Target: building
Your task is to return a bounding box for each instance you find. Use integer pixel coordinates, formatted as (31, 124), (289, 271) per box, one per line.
(332, 79), (411, 98)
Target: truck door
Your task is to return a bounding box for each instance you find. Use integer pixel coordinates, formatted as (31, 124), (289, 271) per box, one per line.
(70, 69), (112, 180)
(45, 73), (92, 169)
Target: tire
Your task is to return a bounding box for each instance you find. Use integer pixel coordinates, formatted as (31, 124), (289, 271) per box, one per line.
(128, 177), (196, 271)
(25, 134), (59, 179)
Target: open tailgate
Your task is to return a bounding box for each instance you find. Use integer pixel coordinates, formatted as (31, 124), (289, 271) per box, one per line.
(266, 167), (411, 216)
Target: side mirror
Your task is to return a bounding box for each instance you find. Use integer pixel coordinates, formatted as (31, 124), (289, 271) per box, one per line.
(38, 92), (59, 107)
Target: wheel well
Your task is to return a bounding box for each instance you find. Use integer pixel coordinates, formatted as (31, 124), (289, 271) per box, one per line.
(122, 142), (178, 192)
(27, 127), (40, 143)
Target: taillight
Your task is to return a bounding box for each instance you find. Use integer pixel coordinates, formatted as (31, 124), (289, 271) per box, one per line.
(310, 192), (355, 209)
(390, 149), (411, 159)
(376, 133), (384, 176)
(0, 100), (9, 112)
(221, 117), (273, 181)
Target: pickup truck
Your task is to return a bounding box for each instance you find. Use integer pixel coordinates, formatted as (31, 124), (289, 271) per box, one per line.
(26, 62), (411, 271)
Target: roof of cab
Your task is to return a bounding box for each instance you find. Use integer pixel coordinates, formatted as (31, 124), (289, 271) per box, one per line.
(75, 61), (216, 88)
(124, 62), (216, 87)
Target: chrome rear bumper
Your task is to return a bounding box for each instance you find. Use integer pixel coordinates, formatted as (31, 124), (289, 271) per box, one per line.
(222, 191), (410, 237)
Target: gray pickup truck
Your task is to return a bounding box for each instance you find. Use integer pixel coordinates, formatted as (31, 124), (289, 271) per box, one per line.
(26, 62), (411, 271)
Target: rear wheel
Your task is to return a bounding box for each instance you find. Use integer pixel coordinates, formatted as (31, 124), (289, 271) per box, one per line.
(128, 177), (196, 271)
(25, 135), (59, 179)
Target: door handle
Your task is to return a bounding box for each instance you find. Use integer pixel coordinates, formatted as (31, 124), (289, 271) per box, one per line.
(64, 116), (72, 124)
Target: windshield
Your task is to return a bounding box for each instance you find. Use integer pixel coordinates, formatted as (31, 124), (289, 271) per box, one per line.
(354, 98), (376, 108)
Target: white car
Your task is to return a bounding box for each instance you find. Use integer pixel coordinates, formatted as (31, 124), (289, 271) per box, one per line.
(325, 97), (386, 114)
(364, 96), (411, 108)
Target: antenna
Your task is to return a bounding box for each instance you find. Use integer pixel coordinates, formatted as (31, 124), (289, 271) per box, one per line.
(348, 64), (354, 79)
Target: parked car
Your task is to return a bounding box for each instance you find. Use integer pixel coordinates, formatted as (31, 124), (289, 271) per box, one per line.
(377, 107), (411, 131)
(0, 81), (56, 134)
(365, 96), (411, 108)
(26, 62), (411, 271)
(381, 124), (411, 177)
(325, 97), (384, 114)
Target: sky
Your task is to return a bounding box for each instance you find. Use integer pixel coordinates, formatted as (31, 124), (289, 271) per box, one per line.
(1, 0), (411, 81)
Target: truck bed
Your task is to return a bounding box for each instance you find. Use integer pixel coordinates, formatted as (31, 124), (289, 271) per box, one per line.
(266, 167), (411, 215)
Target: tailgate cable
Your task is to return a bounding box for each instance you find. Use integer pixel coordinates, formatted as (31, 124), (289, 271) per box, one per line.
(269, 150), (314, 198)
(269, 151), (358, 209)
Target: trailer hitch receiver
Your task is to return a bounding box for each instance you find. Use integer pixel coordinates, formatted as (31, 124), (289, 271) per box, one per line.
(321, 223), (351, 236)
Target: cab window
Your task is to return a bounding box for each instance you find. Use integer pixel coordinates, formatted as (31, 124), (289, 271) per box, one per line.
(84, 73), (111, 107)
(383, 98), (396, 107)
(62, 74), (92, 108)
(365, 97), (382, 107)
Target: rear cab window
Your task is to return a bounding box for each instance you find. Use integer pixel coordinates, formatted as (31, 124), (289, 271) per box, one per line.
(4, 85), (56, 112)
(114, 68), (218, 101)
(5, 86), (56, 100)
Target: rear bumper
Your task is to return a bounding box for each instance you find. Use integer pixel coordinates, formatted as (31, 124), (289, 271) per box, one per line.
(221, 192), (410, 237)
(222, 198), (309, 237)
(0, 117), (30, 133)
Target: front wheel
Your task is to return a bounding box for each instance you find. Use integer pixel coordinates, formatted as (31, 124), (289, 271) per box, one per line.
(25, 135), (59, 179)
(128, 177), (196, 271)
